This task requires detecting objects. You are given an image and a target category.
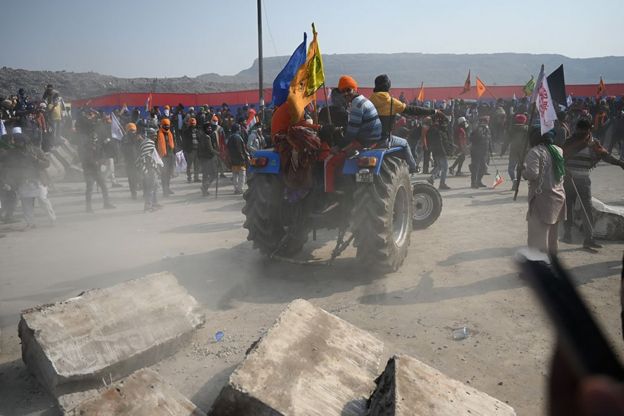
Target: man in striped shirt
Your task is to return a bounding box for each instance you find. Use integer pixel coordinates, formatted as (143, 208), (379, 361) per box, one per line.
(337, 75), (418, 173)
(562, 118), (624, 250)
(138, 128), (163, 212)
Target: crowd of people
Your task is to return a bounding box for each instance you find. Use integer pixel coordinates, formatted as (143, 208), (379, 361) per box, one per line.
(0, 88), (269, 221)
(1, 78), (624, 248)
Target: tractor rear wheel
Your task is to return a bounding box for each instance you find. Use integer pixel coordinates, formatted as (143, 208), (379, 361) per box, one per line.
(352, 156), (413, 271)
(242, 174), (307, 256)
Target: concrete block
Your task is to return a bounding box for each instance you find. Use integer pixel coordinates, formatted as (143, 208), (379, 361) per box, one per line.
(367, 355), (516, 416)
(66, 368), (206, 416)
(590, 197), (624, 240)
(18, 272), (204, 412)
(210, 299), (385, 416)
(50, 137), (83, 181)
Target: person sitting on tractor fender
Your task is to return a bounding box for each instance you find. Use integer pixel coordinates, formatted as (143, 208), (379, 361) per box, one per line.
(369, 74), (435, 139)
(337, 75), (418, 174)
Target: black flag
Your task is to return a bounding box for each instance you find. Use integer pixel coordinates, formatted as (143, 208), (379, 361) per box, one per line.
(547, 65), (567, 108)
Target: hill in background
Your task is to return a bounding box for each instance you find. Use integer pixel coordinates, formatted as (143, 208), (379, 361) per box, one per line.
(2, 53), (623, 101)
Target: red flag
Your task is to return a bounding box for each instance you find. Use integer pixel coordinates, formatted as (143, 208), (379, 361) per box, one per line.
(476, 77), (486, 98)
(145, 93), (152, 112)
(417, 82), (425, 102)
(461, 70), (471, 94)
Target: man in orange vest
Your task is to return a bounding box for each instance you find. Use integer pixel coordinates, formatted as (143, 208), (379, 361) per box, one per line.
(157, 118), (175, 196)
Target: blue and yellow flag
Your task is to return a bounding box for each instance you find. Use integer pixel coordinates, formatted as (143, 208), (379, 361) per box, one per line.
(272, 33), (307, 107)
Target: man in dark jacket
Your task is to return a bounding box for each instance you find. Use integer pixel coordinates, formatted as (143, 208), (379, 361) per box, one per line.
(121, 122), (143, 199)
(427, 113), (452, 190)
(181, 117), (200, 183)
(77, 110), (115, 212)
(470, 116), (491, 188)
(227, 123), (248, 194)
(198, 122), (217, 196)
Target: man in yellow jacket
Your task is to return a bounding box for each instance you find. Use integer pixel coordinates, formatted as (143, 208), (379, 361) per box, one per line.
(369, 74), (437, 174)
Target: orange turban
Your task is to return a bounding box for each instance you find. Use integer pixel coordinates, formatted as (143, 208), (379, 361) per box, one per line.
(338, 75), (358, 92)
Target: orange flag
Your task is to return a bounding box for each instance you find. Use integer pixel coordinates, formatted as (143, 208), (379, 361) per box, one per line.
(287, 26), (323, 123)
(417, 82), (425, 102)
(476, 77), (486, 98)
(597, 76), (606, 96)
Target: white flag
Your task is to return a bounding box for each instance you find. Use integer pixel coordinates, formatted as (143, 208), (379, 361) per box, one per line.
(530, 65), (545, 106)
(111, 112), (124, 140)
(566, 95), (573, 107)
(152, 148), (164, 167)
(536, 74), (557, 135)
(0, 119), (6, 136)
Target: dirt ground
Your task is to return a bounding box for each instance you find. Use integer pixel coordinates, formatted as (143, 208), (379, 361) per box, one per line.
(1, 157), (623, 416)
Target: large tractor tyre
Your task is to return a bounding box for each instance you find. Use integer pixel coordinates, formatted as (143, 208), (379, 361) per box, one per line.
(352, 156), (413, 271)
(242, 174), (307, 257)
(411, 182), (443, 230)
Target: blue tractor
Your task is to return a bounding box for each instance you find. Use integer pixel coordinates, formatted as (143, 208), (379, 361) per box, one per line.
(242, 127), (442, 271)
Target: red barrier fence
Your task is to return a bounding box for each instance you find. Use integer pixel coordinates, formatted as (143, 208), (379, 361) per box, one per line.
(71, 84), (624, 109)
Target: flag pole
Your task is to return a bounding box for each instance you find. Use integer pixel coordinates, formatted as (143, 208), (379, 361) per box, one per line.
(513, 64), (543, 201)
(321, 84), (332, 124)
(257, 0), (265, 124)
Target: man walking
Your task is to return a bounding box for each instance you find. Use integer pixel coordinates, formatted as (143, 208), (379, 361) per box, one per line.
(198, 122), (218, 196)
(121, 122), (143, 200)
(470, 116), (491, 188)
(181, 117), (200, 183)
(227, 123), (248, 194)
(562, 118), (624, 251)
(156, 118), (175, 196)
(522, 128), (566, 254)
(76, 110), (115, 212)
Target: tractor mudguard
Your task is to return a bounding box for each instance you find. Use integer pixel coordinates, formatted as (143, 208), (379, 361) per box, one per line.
(342, 147), (403, 175)
(248, 149), (280, 174)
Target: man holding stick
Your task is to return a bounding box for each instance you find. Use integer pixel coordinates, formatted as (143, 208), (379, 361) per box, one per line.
(561, 118), (624, 251)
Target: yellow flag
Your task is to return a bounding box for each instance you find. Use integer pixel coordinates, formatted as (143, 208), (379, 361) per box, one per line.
(287, 24), (325, 123)
(305, 24), (324, 96)
(417, 82), (425, 102)
(476, 77), (486, 98)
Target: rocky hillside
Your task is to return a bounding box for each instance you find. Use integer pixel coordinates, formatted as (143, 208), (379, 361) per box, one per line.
(2, 52), (622, 100)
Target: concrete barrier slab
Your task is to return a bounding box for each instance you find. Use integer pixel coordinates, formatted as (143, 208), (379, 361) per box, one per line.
(66, 368), (206, 416)
(210, 299), (385, 416)
(18, 272), (204, 412)
(367, 355), (516, 416)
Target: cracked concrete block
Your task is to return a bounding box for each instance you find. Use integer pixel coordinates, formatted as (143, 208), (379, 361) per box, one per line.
(367, 355), (516, 416)
(66, 369), (206, 416)
(210, 299), (385, 416)
(18, 272), (204, 412)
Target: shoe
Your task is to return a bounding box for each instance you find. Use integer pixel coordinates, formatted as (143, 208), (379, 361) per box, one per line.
(426, 177), (434, 185)
(582, 245), (599, 253)
(477, 183), (487, 188)
(448, 167), (455, 176)
(112, 182), (123, 188)
(484, 171), (491, 176)
(193, 178), (201, 183)
(220, 173), (227, 178)
(103, 202), (116, 209)
(438, 183), (451, 190)
(455, 171), (466, 176)
(168, 190), (175, 195)
(152, 204), (163, 210)
(584, 240), (603, 249)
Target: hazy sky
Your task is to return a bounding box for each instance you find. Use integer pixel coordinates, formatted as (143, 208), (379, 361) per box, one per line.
(1, 0), (622, 78)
